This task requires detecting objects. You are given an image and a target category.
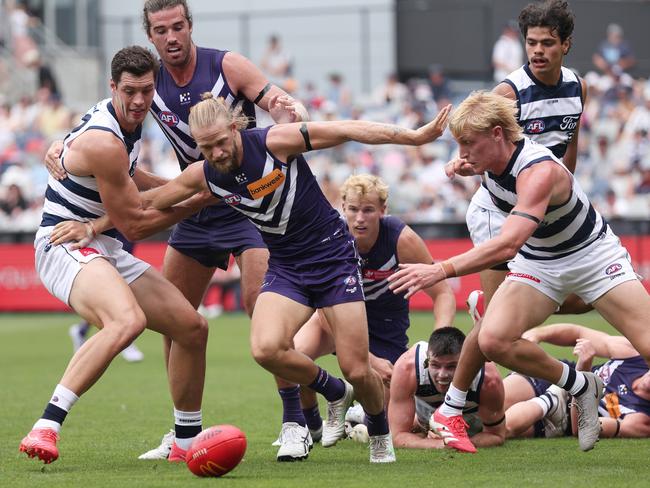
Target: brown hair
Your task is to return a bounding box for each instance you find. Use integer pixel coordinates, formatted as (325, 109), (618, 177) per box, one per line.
(143, 0), (192, 35)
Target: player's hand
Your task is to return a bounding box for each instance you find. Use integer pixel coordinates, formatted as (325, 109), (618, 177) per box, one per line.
(49, 220), (95, 249)
(415, 104), (451, 144)
(444, 157), (475, 178)
(44, 140), (66, 180)
(269, 94), (300, 124)
(573, 338), (596, 364)
(387, 263), (445, 299)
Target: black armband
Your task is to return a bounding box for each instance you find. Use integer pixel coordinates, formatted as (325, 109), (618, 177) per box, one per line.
(613, 419), (621, 437)
(300, 123), (313, 151)
(510, 210), (541, 225)
(253, 82), (272, 104)
(483, 415), (506, 427)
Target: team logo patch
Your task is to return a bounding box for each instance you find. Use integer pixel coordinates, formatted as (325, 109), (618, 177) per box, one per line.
(180, 92), (191, 104)
(618, 384), (629, 395)
(78, 247), (100, 257)
(247, 169), (285, 199)
(525, 120), (545, 133)
(506, 272), (541, 283)
(235, 173), (248, 184)
(224, 194), (241, 205)
(158, 111), (179, 127)
(605, 263), (623, 275)
(344, 275), (357, 286)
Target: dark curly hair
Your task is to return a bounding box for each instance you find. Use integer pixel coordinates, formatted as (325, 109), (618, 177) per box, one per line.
(427, 327), (466, 359)
(519, 1), (575, 48)
(111, 46), (159, 84)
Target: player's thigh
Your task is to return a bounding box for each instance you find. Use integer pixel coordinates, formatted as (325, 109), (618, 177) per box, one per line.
(503, 374), (537, 410)
(481, 281), (558, 342)
(593, 280), (650, 352)
(129, 267), (203, 337)
(162, 245), (216, 308)
(250, 291), (314, 351)
(235, 247), (269, 293)
(322, 301), (370, 369)
(294, 311), (336, 359)
(480, 268), (508, 305)
(69, 258), (142, 328)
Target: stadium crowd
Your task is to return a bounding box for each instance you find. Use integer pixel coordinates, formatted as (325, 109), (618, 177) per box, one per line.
(1, 37), (649, 232)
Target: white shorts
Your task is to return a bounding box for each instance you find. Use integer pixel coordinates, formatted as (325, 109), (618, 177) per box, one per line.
(34, 226), (150, 305)
(414, 397), (483, 436)
(466, 199), (507, 246)
(507, 228), (638, 305)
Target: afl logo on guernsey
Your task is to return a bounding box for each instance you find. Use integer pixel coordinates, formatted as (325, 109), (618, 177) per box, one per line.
(526, 120), (545, 134)
(158, 111), (179, 127)
(224, 194), (241, 205)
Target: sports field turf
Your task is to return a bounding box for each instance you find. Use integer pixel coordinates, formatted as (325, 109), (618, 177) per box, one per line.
(1, 311), (646, 487)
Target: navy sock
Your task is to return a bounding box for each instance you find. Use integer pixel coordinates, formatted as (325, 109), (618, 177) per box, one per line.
(365, 409), (389, 437)
(42, 403), (68, 426)
(279, 386), (306, 426)
(79, 321), (90, 337)
(302, 404), (322, 431)
(307, 367), (346, 402)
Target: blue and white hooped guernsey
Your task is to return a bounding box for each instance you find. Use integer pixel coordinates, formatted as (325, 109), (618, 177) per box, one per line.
(504, 64), (583, 160)
(484, 137), (607, 261)
(40, 98), (141, 236)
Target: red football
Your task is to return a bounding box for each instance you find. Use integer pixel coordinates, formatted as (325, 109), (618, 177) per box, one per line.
(186, 425), (247, 477)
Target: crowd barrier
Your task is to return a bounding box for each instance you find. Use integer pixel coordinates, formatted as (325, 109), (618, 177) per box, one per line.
(1, 236), (648, 312)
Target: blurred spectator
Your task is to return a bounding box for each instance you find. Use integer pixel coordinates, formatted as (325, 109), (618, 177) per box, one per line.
(325, 72), (352, 117)
(372, 73), (410, 107)
(8, 0), (39, 68)
(260, 34), (292, 87)
(0, 183), (28, 216)
(427, 64), (452, 109)
(37, 93), (71, 140)
(592, 23), (636, 76)
(492, 20), (524, 82)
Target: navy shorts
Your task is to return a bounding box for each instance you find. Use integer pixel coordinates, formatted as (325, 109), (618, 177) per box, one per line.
(168, 205), (266, 269)
(261, 238), (364, 308)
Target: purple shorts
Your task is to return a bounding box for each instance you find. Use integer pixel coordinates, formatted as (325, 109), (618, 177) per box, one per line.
(168, 204), (266, 269)
(261, 238), (364, 308)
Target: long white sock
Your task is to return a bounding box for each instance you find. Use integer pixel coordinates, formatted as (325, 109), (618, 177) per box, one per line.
(439, 384), (467, 417)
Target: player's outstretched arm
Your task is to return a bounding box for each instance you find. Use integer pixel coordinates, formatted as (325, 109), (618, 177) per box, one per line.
(266, 104), (451, 161)
(140, 161), (211, 211)
(388, 355), (445, 449)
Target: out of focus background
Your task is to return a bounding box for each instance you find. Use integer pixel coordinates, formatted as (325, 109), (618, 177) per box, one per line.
(1, 0), (648, 311)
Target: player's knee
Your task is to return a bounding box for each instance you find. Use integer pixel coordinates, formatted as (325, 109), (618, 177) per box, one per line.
(340, 362), (372, 387)
(477, 330), (509, 361)
(250, 338), (284, 369)
(104, 309), (146, 351)
(185, 313), (209, 349)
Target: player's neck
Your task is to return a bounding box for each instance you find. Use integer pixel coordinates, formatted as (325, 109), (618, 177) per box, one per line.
(165, 43), (197, 87)
(530, 64), (562, 87)
(356, 232), (378, 254)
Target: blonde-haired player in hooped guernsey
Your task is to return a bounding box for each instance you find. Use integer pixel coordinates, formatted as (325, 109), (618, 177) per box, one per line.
(389, 91), (650, 454)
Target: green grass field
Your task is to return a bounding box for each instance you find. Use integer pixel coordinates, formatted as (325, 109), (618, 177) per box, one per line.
(1, 311), (646, 487)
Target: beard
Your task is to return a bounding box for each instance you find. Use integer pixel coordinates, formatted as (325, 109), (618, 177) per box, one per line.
(207, 138), (239, 174)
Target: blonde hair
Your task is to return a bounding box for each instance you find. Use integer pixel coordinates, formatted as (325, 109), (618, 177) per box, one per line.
(449, 91), (523, 143)
(340, 174), (389, 207)
(188, 92), (252, 135)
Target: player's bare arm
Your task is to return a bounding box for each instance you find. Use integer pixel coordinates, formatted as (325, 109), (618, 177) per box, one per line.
(472, 362), (506, 447)
(396, 225), (455, 327)
(388, 354), (445, 449)
(222, 51), (308, 123)
(600, 414), (650, 438)
(561, 77), (587, 174)
(267, 105), (451, 161)
(141, 161), (211, 211)
(73, 131), (204, 241)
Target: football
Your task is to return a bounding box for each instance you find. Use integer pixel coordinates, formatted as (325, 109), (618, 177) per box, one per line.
(186, 425), (247, 477)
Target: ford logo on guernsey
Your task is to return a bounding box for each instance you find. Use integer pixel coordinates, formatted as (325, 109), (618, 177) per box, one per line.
(526, 120), (545, 133)
(158, 111), (179, 127)
(224, 194), (241, 205)
(605, 263), (623, 275)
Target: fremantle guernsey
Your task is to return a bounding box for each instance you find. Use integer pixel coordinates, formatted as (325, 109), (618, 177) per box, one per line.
(484, 137), (607, 261)
(40, 98), (138, 237)
(152, 46), (265, 230)
(361, 215), (410, 360)
(203, 127), (347, 262)
(595, 356), (650, 420)
(474, 64), (583, 211)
